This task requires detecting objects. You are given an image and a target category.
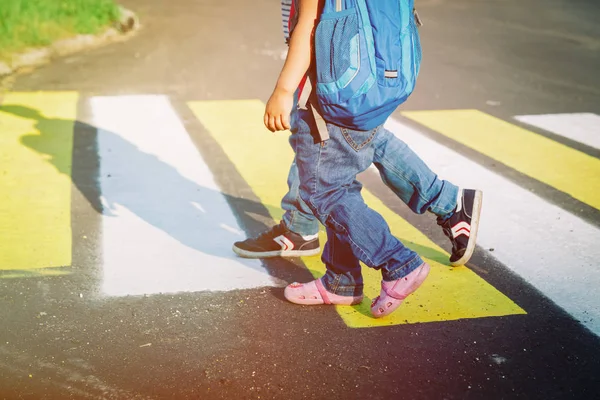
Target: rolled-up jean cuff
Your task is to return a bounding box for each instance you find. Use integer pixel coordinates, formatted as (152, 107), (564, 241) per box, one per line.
(383, 255), (425, 282)
(321, 279), (364, 297)
(430, 183), (459, 218)
(282, 212), (319, 236)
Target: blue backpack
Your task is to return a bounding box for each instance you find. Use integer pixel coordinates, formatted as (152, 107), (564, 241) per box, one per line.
(292, 0), (422, 132)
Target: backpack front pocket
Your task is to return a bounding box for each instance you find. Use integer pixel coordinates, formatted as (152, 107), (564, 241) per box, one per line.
(314, 9), (361, 103)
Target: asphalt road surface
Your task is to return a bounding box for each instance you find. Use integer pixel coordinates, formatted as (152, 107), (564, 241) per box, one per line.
(1, 0), (599, 399)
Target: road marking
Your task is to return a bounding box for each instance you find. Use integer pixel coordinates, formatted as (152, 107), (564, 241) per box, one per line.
(89, 95), (279, 296)
(386, 118), (600, 337)
(514, 113), (600, 150)
(0, 92), (78, 272)
(188, 99), (525, 328)
(402, 110), (600, 210)
(0, 268), (71, 279)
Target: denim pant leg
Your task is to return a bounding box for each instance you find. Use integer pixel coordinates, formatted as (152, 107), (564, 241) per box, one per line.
(373, 129), (458, 217)
(291, 109), (424, 293)
(282, 127), (457, 235)
(281, 157), (320, 236)
(321, 226), (363, 296)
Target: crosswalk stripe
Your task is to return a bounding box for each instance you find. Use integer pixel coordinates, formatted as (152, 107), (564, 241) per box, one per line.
(514, 113), (600, 151)
(0, 92), (78, 272)
(188, 99), (524, 328)
(385, 118), (600, 337)
(89, 95), (277, 296)
(402, 110), (600, 210)
(0, 268), (71, 279)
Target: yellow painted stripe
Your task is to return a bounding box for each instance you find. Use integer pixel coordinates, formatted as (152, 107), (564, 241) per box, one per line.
(0, 268), (71, 279)
(402, 109), (600, 210)
(0, 92), (78, 271)
(188, 100), (525, 328)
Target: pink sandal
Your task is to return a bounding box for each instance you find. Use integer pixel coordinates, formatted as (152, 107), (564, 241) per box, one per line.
(284, 278), (363, 306)
(371, 262), (431, 318)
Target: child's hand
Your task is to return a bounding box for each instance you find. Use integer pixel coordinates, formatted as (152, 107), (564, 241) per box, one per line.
(264, 88), (293, 132)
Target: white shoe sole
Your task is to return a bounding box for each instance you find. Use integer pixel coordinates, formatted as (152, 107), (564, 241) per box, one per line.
(451, 190), (483, 267)
(232, 245), (321, 259)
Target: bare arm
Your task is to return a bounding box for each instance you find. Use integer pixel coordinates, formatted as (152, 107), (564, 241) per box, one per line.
(264, 0), (321, 132)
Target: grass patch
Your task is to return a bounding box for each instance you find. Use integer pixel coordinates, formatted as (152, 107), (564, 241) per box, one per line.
(0, 0), (120, 61)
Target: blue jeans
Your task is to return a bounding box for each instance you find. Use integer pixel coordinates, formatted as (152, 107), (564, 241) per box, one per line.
(282, 118), (458, 237)
(290, 108), (454, 296)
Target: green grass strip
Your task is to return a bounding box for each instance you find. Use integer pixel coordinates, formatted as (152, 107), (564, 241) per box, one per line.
(0, 0), (120, 61)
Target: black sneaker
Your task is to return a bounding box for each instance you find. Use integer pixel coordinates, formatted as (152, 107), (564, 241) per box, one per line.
(232, 222), (321, 258)
(439, 189), (483, 266)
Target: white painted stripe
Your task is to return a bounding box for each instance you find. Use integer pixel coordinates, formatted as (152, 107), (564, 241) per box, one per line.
(385, 118), (600, 337)
(90, 95), (281, 296)
(514, 113), (600, 150)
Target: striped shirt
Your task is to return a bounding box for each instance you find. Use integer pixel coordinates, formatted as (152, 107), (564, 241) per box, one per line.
(281, 0), (294, 43)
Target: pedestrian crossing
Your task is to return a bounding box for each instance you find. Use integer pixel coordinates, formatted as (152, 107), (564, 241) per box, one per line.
(91, 95), (278, 296)
(1, 92), (598, 334)
(515, 113), (600, 150)
(189, 100), (525, 328)
(385, 117), (600, 335)
(0, 92), (78, 276)
(402, 110), (600, 210)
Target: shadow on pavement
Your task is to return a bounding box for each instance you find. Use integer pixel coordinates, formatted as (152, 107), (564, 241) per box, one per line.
(1, 104), (313, 286)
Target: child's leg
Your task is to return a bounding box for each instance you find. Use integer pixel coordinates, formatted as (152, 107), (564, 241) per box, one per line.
(372, 128), (483, 266)
(235, 126), (480, 265)
(373, 128), (458, 217)
(291, 109), (424, 287)
(232, 157), (321, 258)
(284, 228), (364, 305)
(320, 227), (363, 297)
(280, 157), (319, 236)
